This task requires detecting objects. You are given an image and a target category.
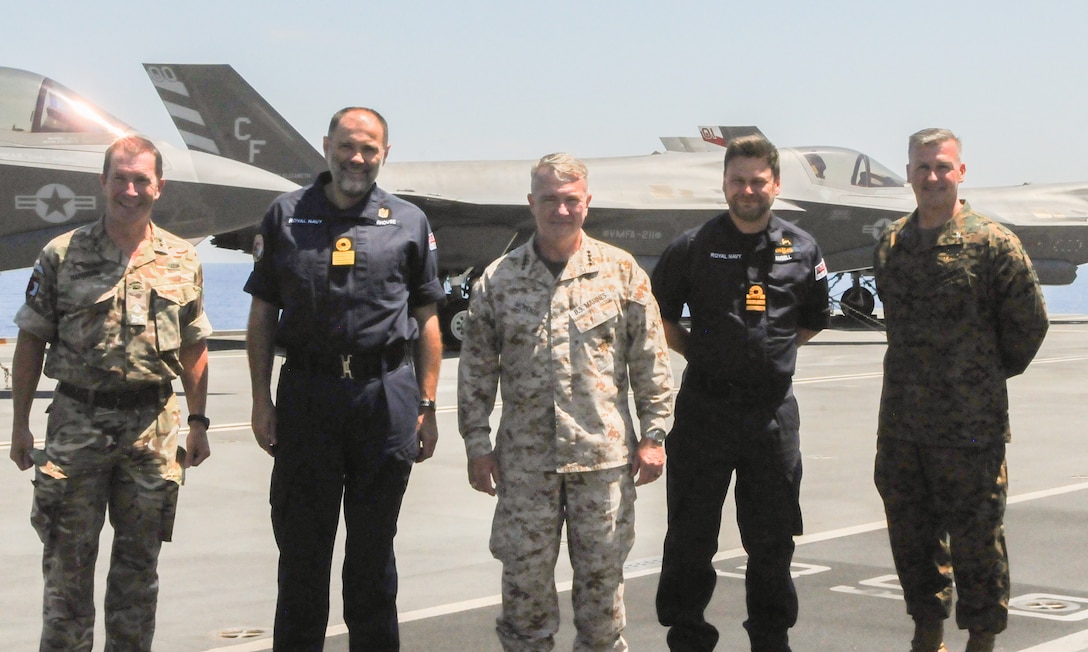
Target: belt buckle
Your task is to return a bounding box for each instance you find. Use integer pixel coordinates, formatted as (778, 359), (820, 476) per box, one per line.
(340, 354), (353, 379)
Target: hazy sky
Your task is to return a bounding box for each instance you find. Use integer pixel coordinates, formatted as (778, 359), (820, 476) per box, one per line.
(4, 0), (1086, 190)
(3, 0), (1087, 310)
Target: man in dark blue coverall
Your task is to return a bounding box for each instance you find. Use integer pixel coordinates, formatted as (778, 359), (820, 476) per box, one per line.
(245, 107), (445, 651)
(652, 135), (830, 652)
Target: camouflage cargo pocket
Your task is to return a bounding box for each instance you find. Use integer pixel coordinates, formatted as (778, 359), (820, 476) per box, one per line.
(30, 473), (68, 544)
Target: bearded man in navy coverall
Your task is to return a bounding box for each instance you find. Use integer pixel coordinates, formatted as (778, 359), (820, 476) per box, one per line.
(245, 107), (445, 651)
(652, 135), (829, 652)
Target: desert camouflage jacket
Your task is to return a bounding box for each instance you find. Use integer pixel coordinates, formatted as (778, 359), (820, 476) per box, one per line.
(458, 234), (673, 473)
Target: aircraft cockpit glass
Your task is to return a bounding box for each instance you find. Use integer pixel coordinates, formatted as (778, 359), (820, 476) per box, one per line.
(0, 69), (42, 133)
(797, 147), (906, 190)
(0, 67), (129, 136)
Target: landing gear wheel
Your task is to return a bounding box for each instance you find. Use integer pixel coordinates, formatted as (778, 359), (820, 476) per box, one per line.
(840, 286), (875, 318)
(440, 298), (470, 348)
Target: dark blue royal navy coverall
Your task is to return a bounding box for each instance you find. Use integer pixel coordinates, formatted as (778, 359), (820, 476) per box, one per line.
(651, 213), (829, 652)
(245, 171), (445, 651)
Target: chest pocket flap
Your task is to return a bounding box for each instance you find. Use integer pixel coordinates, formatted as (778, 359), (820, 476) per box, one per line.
(152, 283), (201, 354)
(570, 294), (621, 334)
(153, 282), (201, 307)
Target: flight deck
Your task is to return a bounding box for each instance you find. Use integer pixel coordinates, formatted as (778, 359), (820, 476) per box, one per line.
(2, 321), (1087, 651)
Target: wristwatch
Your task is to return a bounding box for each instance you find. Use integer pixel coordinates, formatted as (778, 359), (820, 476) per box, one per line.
(419, 399), (437, 412)
(642, 428), (666, 445)
(187, 413), (211, 429)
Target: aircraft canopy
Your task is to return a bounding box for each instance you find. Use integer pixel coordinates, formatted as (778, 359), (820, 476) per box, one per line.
(0, 67), (129, 136)
(794, 146), (906, 190)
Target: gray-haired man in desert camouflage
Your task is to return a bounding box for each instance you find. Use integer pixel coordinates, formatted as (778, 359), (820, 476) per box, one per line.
(458, 153), (674, 651)
(10, 135), (212, 651)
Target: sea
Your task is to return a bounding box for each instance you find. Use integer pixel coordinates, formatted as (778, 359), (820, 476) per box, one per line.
(3, 260), (1087, 339)
(0, 262), (256, 338)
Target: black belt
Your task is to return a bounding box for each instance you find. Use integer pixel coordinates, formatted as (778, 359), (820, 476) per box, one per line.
(285, 344), (409, 380)
(685, 368), (790, 404)
(57, 382), (172, 410)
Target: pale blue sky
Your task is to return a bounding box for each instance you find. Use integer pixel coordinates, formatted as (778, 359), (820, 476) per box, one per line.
(3, 0), (1088, 313)
(4, 0), (1086, 189)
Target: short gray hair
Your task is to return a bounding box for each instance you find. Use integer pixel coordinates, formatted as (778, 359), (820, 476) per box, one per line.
(530, 153), (588, 193)
(908, 128), (961, 156)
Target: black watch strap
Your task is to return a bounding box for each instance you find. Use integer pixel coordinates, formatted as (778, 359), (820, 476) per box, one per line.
(187, 414), (210, 429)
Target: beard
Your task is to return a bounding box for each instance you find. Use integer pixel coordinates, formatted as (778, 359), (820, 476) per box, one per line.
(729, 196), (772, 224)
(331, 161), (378, 200)
(336, 175), (371, 198)
(336, 169), (374, 197)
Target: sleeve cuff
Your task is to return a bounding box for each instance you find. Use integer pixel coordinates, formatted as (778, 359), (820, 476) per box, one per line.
(13, 305), (55, 342)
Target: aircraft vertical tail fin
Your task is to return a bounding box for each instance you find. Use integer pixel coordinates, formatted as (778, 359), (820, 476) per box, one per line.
(698, 126), (765, 148)
(142, 64), (324, 185)
(659, 126), (767, 152)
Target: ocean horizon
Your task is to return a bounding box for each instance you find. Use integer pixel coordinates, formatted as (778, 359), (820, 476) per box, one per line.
(3, 261), (1088, 339)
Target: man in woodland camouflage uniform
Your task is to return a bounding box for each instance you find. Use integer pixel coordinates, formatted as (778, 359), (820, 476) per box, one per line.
(458, 153), (673, 651)
(874, 128), (1048, 652)
(9, 135), (213, 651)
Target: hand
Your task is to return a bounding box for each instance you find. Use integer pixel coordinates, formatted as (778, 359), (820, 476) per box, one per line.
(10, 426), (34, 471)
(184, 424), (211, 467)
(416, 411), (438, 463)
(468, 452), (500, 496)
(632, 438), (665, 486)
(251, 399), (277, 457)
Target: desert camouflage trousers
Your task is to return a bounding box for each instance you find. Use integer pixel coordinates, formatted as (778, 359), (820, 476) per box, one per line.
(875, 437), (1009, 634)
(30, 390), (182, 652)
(490, 465), (636, 652)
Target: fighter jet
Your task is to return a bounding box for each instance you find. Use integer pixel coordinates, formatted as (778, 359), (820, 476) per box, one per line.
(0, 66), (297, 272)
(143, 63), (1088, 341)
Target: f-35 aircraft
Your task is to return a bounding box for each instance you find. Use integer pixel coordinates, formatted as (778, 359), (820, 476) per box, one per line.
(0, 66), (297, 273)
(143, 63), (1088, 342)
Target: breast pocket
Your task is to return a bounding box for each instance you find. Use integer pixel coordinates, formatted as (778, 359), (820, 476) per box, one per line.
(930, 265), (977, 323)
(571, 296), (622, 374)
(56, 286), (121, 356)
(151, 283), (200, 375)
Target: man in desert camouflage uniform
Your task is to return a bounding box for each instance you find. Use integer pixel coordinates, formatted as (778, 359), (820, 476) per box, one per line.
(9, 135), (213, 651)
(874, 128), (1048, 652)
(458, 153), (673, 651)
